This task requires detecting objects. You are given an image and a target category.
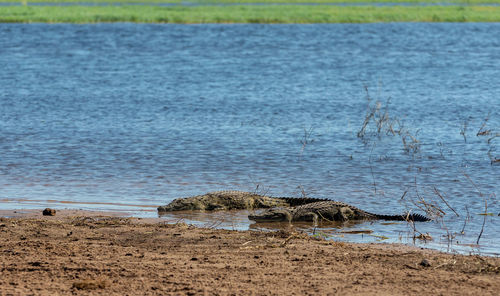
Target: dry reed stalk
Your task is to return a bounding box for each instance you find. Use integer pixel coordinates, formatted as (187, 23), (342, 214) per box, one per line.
(433, 187), (459, 217)
(476, 200), (487, 245)
(476, 112), (491, 137)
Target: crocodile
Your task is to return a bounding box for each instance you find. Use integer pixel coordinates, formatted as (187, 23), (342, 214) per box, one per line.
(157, 191), (327, 212)
(248, 201), (431, 223)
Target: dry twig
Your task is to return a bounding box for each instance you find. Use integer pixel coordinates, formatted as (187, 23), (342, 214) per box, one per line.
(476, 200), (487, 245)
(433, 187), (459, 217)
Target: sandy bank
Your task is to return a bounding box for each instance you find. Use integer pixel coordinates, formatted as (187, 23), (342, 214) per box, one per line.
(0, 209), (499, 295)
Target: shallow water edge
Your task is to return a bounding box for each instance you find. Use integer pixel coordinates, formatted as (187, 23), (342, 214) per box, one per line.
(2, 202), (498, 257)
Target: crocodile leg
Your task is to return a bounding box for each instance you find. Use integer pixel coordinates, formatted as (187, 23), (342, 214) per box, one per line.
(294, 211), (318, 222)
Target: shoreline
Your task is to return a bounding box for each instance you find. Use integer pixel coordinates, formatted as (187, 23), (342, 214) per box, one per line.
(3, 207), (498, 257)
(1, 209), (499, 294)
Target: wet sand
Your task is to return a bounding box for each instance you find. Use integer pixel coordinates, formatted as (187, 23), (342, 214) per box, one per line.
(1, 209), (499, 295)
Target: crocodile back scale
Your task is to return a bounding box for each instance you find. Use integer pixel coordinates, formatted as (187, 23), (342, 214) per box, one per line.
(157, 191), (327, 212)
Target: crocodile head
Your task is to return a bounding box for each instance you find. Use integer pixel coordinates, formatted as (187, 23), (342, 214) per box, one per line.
(248, 208), (292, 222)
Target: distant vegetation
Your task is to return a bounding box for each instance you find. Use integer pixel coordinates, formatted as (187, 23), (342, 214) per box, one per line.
(1, 1), (500, 23)
(3, 0), (500, 3)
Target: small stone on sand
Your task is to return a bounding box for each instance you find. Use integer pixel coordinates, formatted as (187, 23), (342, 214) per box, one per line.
(42, 208), (56, 216)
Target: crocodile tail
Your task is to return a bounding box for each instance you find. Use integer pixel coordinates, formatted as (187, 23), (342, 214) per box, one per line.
(375, 213), (431, 222)
(276, 197), (329, 207)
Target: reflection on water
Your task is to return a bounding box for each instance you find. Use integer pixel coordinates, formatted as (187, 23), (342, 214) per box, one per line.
(159, 208), (375, 235)
(0, 23), (499, 255)
(158, 208), (499, 256)
(158, 209), (254, 228)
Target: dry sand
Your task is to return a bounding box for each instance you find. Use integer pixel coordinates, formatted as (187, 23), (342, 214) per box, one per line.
(1, 209), (499, 295)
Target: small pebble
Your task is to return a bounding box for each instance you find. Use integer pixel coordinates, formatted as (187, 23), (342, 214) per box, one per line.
(42, 208), (56, 216)
(420, 259), (432, 267)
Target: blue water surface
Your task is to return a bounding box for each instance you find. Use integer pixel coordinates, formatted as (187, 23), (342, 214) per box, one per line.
(0, 23), (499, 255)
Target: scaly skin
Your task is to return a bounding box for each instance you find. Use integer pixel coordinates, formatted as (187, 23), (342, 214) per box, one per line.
(248, 201), (431, 222)
(157, 191), (327, 212)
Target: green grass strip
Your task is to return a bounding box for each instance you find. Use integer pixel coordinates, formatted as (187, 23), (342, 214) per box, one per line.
(188, 0), (500, 3)
(3, 0), (500, 4)
(1, 5), (500, 23)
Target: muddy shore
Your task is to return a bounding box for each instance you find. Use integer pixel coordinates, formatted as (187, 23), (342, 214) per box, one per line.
(1, 209), (499, 295)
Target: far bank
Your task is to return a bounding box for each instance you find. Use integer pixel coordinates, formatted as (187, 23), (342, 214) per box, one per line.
(1, 5), (500, 23)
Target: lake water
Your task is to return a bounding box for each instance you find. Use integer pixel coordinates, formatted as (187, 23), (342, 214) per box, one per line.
(0, 23), (499, 255)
